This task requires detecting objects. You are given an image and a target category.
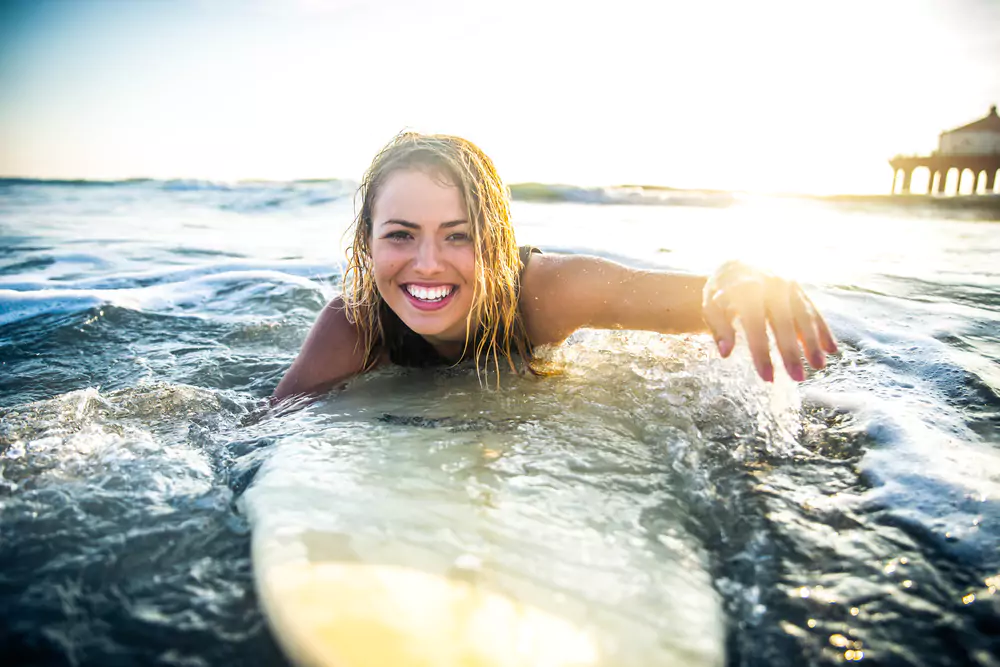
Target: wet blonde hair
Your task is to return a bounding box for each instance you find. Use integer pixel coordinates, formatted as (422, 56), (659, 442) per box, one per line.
(343, 132), (534, 381)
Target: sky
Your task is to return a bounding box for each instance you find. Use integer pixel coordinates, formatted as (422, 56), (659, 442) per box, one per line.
(1, 0), (998, 194)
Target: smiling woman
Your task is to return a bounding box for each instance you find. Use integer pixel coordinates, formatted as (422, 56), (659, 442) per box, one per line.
(272, 131), (838, 401)
(353, 135), (530, 374)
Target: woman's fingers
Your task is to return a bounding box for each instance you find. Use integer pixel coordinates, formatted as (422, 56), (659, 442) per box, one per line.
(706, 278), (777, 380)
(790, 285), (825, 370)
(766, 280), (805, 381)
(702, 288), (736, 357)
(705, 263), (838, 382)
(735, 291), (774, 382)
(793, 307), (825, 370)
(803, 292), (839, 354)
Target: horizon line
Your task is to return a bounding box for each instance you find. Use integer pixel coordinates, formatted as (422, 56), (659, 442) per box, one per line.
(0, 175), (911, 198)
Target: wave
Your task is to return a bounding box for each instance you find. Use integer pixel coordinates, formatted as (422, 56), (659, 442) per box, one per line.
(508, 183), (736, 207)
(810, 296), (1000, 567)
(0, 177), (353, 190)
(0, 177), (357, 213)
(6, 177), (996, 216)
(0, 289), (122, 327)
(0, 259), (336, 291)
(157, 178), (355, 195)
(2, 178), (737, 208)
(0, 262), (337, 328)
(0, 177), (157, 188)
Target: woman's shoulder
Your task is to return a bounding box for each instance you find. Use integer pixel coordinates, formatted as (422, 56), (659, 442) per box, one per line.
(272, 296), (369, 400)
(518, 251), (643, 347)
(518, 250), (577, 293)
(518, 251), (585, 346)
(310, 295), (357, 336)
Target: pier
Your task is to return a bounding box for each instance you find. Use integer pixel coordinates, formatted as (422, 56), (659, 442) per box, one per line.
(889, 105), (1000, 195)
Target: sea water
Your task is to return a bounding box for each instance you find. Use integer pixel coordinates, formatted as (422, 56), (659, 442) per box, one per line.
(1, 179), (998, 666)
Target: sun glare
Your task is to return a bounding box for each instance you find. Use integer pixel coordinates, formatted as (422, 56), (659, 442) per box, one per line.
(0, 0), (996, 194)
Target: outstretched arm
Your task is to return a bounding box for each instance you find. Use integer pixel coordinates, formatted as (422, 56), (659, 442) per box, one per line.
(519, 254), (837, 382)
(272, 296), (370, 402)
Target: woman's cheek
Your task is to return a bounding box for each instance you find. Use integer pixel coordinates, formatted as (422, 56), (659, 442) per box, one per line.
(453, 246), (477, 281)
(371, 245), (402, 276)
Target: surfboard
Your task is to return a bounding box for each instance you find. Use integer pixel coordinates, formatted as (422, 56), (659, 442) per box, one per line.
(251, 541), (599, 667)
(240, 391), (724, 667)
(244, 445), (599, 667)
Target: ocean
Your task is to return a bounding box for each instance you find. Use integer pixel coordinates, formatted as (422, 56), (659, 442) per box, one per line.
(1, 178), (998, 666)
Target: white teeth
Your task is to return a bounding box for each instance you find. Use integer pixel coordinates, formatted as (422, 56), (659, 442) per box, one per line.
(406, 285), (454, 301)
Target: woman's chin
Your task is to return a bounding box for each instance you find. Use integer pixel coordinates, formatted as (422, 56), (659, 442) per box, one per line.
(406, 323), (463, 341)
(397, 315), (466, 342)
(392, 303), (471, 341)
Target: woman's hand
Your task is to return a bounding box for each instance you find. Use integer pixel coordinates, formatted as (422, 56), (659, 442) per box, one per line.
(702, 261), (837, 382)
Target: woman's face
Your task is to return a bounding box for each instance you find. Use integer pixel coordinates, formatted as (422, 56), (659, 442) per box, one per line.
(370, 168), (477, 349)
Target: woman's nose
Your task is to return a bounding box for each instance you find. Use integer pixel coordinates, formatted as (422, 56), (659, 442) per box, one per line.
(413, 239), (444, 275)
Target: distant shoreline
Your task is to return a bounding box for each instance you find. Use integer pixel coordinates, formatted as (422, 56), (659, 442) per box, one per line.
(805, 193), (1000, 221)
(3, 177), (999, 220)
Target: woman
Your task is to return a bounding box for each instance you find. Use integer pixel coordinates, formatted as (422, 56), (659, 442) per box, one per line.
(273, 132), (837, 401)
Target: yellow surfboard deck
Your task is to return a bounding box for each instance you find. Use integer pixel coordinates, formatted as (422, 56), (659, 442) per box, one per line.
(254, 553), (599, 667)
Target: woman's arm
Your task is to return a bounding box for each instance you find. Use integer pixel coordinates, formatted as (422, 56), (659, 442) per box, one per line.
(519, 254), (707, 342)
(520, 254), (837, 382)
(272, 296), (369, 401)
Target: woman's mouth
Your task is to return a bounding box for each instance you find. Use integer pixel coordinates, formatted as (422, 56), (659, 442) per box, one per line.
(401, 284), (457, 311)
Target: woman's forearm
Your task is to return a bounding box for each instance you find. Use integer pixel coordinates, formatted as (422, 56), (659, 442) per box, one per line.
(520, 254), (709, 345)
(601, 267), (709, 334)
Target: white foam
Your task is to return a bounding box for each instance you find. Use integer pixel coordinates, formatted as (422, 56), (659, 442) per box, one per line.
(0, 288), (142, 327)
(0, 263), (336, 326)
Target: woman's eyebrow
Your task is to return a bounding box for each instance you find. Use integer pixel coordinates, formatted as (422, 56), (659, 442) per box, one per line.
(381, 219), (468, 229)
